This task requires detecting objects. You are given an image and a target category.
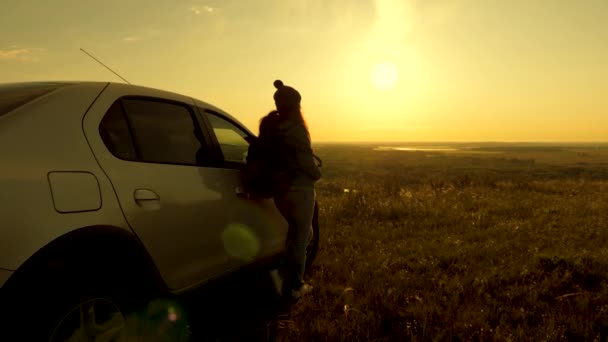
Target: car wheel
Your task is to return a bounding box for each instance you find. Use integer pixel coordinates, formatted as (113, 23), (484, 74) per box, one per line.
(4, 258), (189, 341)
(49, 297), (128, 341)
(305, 200), (320, 274)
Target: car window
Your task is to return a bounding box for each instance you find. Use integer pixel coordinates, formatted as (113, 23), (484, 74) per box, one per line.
(121, 99), (206, 165)
(99, 101), (137, 160)
(205, 111), (250, 164)
(99, 98), (209, 166)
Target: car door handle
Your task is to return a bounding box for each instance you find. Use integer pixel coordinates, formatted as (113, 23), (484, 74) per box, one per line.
(235, 186), (250, 199)
(134, 189), (161, 210)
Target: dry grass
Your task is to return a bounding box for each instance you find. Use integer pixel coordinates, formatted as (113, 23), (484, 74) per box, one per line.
(281, 144), (608, 341)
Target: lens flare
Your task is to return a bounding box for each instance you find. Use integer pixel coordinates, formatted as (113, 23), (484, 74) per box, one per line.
(221, 223), (260, 261)
(168, 307), (178, 322)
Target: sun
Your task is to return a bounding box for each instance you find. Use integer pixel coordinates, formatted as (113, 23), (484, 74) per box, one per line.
(371, 62), (399, 91)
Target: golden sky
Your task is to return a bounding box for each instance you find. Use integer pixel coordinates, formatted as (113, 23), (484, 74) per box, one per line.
(1, 0), (606, 142)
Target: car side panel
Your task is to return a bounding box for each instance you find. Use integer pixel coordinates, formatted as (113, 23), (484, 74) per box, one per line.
(0, 83), (133, 271)
(82, 84), (241, 291)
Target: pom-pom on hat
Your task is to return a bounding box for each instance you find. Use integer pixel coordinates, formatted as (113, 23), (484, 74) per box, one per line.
(273, 80), (301, 111)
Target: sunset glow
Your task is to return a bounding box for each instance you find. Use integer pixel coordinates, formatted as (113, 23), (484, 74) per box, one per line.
(372, 62), (400, 91)
(1, 1), (607, 142)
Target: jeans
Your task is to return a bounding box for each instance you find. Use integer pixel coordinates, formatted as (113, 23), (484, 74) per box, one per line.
(274, 182), (316, 292)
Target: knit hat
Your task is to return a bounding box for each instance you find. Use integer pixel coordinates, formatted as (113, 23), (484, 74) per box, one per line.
(273, 80), (301, 111)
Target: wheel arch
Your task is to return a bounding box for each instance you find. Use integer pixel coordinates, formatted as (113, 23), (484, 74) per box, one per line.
(2, 225), (168, 295)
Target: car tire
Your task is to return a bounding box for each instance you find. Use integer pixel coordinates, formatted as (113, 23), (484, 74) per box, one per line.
(3, 254), (189, 341)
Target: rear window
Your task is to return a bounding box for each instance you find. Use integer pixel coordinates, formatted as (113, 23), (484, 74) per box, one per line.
(0, 83), (65, 117)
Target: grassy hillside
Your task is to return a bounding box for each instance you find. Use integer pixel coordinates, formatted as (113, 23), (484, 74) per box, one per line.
(282, 144), (608, 341)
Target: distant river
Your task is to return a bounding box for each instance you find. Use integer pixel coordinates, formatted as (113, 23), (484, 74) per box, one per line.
(374, 146), (459, 152)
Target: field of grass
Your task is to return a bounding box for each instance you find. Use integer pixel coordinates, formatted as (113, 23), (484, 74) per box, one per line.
(276, 143), (608, 341)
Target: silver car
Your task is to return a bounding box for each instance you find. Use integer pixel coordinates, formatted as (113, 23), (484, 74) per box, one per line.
(0, 81), (319, 340)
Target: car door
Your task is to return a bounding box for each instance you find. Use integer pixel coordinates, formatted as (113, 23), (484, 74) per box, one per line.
(194, 104), (289, 271)
(83, 84), (241, 291)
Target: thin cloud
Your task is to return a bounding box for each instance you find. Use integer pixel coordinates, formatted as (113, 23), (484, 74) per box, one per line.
(189, 6), (201, 15)
(119, 29), (161, 43)
(121, 36), (141, 43)
(0, 47), (46, 62)
(189, 5), (217, 15)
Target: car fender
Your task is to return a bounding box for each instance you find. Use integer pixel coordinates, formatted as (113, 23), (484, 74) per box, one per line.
(0, 83), (138, 271)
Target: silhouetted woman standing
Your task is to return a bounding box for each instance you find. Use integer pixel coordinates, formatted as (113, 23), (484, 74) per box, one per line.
(266, 80), (321, 299)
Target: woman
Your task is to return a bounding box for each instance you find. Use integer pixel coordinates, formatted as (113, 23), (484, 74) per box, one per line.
(266, 80), (321, 299)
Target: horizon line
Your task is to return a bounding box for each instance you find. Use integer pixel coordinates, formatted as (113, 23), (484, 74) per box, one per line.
(314, 140), (608, 144)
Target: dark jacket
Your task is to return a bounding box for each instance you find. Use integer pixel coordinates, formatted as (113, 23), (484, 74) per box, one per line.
(272, 118), (321, 184)
(246, 113), (320, 195)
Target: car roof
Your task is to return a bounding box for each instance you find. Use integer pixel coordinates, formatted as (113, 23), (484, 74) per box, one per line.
(0, 81), (253, 134)
(1, 81), (208, 106)
(0, 80), (222, 111)
(102, 82), (249, 129)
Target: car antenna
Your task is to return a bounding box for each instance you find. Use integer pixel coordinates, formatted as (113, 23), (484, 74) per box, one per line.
(80, 48), (131, 85)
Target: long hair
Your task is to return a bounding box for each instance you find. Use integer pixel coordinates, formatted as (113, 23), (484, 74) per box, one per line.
(296, 106), (310, 132)
(279, 105), (310, 134)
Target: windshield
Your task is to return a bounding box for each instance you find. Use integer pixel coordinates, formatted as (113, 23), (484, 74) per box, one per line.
(0, 83), (66, 117)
